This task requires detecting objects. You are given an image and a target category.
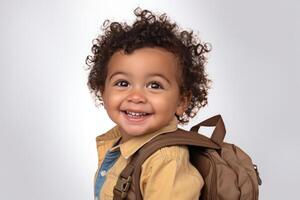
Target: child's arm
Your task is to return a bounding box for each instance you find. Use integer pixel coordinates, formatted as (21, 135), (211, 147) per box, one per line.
(140, 145), (203, 200)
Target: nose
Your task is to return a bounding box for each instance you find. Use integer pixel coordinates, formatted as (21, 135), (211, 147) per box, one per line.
(127, 88), (147, 104)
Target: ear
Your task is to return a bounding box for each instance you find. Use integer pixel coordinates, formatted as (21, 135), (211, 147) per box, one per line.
(175, 92), (192, 116)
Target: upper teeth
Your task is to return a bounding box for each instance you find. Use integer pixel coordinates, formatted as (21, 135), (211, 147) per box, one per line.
(126, 111), (147, 116)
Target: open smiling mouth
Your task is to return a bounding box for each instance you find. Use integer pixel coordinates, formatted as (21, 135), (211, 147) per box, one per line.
(122, 110), (151, 119)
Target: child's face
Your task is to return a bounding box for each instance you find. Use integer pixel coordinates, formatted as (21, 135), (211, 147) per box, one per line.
(102, 47), (188, 142)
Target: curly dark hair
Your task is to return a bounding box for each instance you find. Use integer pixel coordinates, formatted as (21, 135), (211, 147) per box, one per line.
(86, 8), (212, 124)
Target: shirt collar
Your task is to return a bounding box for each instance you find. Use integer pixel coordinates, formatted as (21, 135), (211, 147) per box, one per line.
(96, 125), (121, 146)
(110, 117), (178, 159)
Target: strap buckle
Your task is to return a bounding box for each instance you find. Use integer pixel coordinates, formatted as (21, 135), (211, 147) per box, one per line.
(113, 175), (132, 199)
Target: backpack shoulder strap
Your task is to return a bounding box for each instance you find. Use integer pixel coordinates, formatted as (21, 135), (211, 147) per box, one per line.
(113, 128), (220, 200)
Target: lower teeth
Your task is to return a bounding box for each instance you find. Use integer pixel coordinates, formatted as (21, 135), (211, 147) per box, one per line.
(126, 111), (146, 118)
(128, 114), (142, 117)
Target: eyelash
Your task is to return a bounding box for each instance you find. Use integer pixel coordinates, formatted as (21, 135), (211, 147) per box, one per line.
(113, 80), (164, 89)
(147, 81), (163, 89)
(114, 80), (129, 87)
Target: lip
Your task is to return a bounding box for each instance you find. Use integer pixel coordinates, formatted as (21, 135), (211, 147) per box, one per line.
(120, 110), (152, 123)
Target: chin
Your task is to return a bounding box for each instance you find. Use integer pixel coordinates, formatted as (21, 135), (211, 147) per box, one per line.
(124, 129), (148, 137)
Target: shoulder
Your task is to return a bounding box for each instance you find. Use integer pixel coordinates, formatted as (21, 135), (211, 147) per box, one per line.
(149, 145), (190, 162)
(141, 145), (193, 173)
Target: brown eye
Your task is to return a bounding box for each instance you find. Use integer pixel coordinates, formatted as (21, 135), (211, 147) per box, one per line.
(115, 80), (129, 87)
(147, 82), (163, 89)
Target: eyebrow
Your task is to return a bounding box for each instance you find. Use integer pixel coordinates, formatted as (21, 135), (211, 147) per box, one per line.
(108, 71), (171, 84)
(147, 73), (171, 84)
(108, 71), (129, 81)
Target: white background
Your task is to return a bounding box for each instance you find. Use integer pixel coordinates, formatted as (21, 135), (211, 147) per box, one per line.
(0, 0), (299, 199)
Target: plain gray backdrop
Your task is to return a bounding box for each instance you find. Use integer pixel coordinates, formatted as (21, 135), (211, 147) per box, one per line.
(0, 0), (299, 199)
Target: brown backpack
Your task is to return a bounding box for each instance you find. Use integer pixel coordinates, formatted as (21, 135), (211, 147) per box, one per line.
(113, 115), (262, 200)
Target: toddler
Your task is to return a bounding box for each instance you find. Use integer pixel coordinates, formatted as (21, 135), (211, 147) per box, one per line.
(86, 8), (211, 200)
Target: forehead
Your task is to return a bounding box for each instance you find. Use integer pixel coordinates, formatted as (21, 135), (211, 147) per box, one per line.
(106, 47), (180, 79)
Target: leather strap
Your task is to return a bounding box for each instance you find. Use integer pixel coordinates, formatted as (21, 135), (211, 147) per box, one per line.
(190, 114), (226, 146)
(113, 125), (221, 200)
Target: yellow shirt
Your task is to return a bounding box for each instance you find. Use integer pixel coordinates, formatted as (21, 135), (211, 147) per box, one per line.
(95, 118), (203, 200)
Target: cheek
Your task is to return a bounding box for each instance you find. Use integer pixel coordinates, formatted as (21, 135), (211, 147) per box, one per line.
(103, 91), (124, 109)
(102, 92), (112, 110)
(150, 94), (180, 113)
